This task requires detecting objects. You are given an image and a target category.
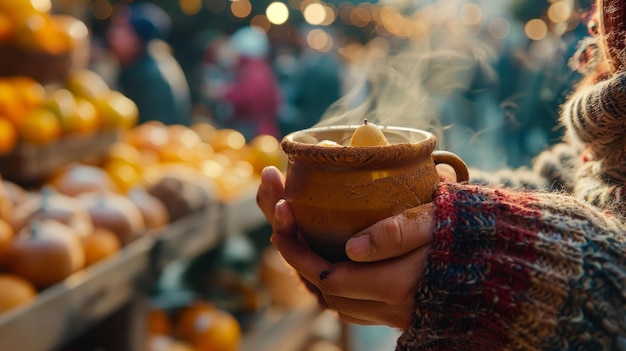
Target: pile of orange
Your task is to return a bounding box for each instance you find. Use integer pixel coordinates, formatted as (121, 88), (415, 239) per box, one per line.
(0, 71), (138, 156)
(117, 121), (286, 201)
(0, 0), (73, 55)
(147, 301), (241, 351)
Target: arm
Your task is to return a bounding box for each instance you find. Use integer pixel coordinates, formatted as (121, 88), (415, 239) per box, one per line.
(257, 167), (626, 351)
(396, 182), (626, 350)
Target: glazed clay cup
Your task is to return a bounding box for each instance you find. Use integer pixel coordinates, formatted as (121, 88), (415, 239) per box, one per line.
(281, 125), (469, 262)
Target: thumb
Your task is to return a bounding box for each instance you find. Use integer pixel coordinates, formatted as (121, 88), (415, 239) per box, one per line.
(346, 203), (436, 262)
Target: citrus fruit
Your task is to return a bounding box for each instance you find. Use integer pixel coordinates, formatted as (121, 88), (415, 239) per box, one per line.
(0, 273), (37, 313)
(0, 118), (18, 155)
(18, 107), (61, 145)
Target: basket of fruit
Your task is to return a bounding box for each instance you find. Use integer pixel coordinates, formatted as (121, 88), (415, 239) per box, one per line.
(0, 0), (89, 84)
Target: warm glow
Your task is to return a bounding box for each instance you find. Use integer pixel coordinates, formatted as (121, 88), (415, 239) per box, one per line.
(547, 1), (571, 23)
(379, 6), (403, 34)
(250, 14), (271, 32)
(303, 3), (326, 25)
(460, 3), (482, 26)
(306, 28), (333, 52)
(267, 2), (289, 25)
(231, 0), (252, 18)
(32, 0), (52, 12)
(525, 19), (548, 40)
(179, 0), (202, 15)
(66, 18), (89, 39)
(90, 0), (113, 20)
(488, 17), (511, 40)
(321, 5), (337, 26)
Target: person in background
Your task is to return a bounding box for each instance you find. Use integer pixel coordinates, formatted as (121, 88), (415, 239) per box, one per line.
(256, 0), (626, 349)
(105, 2), (192, 125)
(209, 26), (282, 140)
(283, 26), (343, 135)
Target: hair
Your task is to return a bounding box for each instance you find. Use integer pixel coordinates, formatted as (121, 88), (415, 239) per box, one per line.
(558, 0), (626, 212)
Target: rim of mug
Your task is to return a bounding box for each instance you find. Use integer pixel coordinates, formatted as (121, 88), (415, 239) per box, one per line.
(282, 124), (436, 146)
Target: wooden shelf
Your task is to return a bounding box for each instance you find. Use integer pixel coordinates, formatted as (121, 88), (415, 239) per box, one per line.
(0, 235), (154, 351)
(0, 131), (119, 186)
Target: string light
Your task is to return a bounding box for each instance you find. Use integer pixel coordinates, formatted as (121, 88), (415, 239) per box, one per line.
(266, 2), (289, 25)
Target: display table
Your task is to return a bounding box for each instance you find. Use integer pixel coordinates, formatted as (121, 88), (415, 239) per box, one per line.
(0, 188), (267, 351)
(0, 235), (153, 351)
(0, 131), (119, 185)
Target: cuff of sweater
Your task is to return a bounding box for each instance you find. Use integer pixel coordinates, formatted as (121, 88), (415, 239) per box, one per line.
(397, 182), (625, 351)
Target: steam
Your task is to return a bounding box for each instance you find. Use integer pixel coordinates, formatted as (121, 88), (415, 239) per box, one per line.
(315, 1), (500, 148)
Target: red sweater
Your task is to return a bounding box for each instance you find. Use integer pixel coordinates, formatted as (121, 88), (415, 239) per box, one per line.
(397, 181), (626, 350)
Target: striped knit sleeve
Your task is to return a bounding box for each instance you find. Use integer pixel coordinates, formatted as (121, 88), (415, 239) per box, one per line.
(397, 182), (626, 351)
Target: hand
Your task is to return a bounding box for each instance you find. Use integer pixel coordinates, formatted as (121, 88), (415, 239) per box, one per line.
(257, 166), (437, 329)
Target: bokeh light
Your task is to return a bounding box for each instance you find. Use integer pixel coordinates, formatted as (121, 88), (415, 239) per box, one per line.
(267, 2), (290, 25)
(303, 3), (326, 25)
(488, 17), (511, 40)
(547, 1), (572, 23)
(90, 0), (113, 20)
(306, 28), (333, 52)
(525, 19), (548, 41)
(179, 0), (202, 15)
(460, 3), (482, 26)
(250, 14), (271, 32)
(231, 0), (252, 19)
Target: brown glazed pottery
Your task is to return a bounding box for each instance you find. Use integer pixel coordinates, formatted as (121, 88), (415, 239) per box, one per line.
(281, 125), (469, 262)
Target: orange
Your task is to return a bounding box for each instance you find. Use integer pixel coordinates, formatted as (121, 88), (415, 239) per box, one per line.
(187, 308), (241, 351)
(104, 159), (142, 193)
(0, 12), (15, 43)
(190, 122), (217, 143)
(96, 91), (139, 130)
(176, 301), (216, 341)
(45, 88), (78, 132)
(247, 134), (286, 174)
(12, 13), (71, 54)
(72, 96), (100, 135)
(18, 107), (61, 145)
(81, 228), (120, 266)
(208, 128), (246, 153)
(0, 118), (18, 155)
(10, 76), (46, 109)
(0, 81), (27, 127)
(106, 141), (142, 170)
(65, 68), (111, 102)
(123, 121), (169, 151)
(0, 0), (51, 22)
(0, 273), (37, 313)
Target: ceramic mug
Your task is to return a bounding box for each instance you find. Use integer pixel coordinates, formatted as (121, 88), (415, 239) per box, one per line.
(281, 125), (469, 262)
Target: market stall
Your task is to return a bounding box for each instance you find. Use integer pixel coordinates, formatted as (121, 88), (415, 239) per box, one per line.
(0, 1), (336, 350)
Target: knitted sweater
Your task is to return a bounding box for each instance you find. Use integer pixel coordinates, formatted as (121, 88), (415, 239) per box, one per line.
(396, 181), (626, 351)
(395, 5), (626, 346)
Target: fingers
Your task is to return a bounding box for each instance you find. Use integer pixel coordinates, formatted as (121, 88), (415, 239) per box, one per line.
(346, 203), (436, 262)
(436, 163), (457, 182)
(328, 298), (413, 329)
(256, 166), (285, 223)
(320, 247), (428, 302)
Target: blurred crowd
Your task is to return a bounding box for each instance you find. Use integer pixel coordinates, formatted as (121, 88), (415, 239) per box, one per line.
(81, 0), (592, 170)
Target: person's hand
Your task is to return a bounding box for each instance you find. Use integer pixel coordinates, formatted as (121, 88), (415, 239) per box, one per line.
(256, 166), (437, 329)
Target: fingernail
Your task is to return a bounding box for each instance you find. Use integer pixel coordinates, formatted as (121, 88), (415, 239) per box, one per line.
(346, 233), (374, 259)
(274, 199), (286, 225)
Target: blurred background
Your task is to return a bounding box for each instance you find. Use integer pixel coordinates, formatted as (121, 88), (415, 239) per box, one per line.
(61, 0), (592, 169)
(0, 1), (597, 351)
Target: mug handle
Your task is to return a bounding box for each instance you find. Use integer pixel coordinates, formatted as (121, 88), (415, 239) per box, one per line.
(432, 150), (469, 182)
